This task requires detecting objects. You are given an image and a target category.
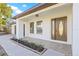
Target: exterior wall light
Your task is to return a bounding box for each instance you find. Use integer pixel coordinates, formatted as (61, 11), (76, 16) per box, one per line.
(35, 14), (39, 17)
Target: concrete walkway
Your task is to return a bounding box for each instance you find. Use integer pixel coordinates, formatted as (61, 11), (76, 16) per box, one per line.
(0, 35), (64, 56)
(0, 32), (6, 35)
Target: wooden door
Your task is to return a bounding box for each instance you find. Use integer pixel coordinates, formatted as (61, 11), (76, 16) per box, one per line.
(51, 17), (67, 41)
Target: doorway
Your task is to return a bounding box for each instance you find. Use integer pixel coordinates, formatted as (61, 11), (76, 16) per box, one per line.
(51, 16), (67, 41)
(23, 24), (25, 37)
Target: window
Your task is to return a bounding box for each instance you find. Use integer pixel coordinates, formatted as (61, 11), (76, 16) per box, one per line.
(30, 22), (34, 33)
(36, 21), (42, 34)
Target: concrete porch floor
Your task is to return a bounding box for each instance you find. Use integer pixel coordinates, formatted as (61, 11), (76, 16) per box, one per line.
(0, 34), (64, 56)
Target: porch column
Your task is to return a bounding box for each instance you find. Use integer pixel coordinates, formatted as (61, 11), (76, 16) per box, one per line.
(16, 19), (23, 39)
(11, 24), (16, 35)
(72, 3), (79, 56)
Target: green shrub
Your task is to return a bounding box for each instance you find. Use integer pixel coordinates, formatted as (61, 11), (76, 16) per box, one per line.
(11, 38), (45, 52)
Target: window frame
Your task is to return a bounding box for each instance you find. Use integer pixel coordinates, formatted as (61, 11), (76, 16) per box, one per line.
(36, 20), (43, 34)
(30, 22), (34, 33)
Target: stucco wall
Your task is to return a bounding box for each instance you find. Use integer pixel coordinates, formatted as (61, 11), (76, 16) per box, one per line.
(15, 4), (72, 44)
(16, 19), (24, 39)
(11, 25), (15, 35)
(21, 4), (72, 44)
(14, 4), (73, 55)
(72, 3), (79, 56)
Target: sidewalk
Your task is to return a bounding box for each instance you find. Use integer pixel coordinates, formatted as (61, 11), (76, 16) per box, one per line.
(0, 35), (64, 56)
(0, 32), (6, 35)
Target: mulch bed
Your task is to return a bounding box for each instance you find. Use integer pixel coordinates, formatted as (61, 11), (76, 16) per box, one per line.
(11, 38), (47, 55)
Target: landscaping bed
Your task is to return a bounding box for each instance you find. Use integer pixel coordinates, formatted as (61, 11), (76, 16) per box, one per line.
(11, 38), (47, 55)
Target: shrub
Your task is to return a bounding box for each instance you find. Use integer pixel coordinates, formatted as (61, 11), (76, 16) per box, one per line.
(11, 38), (45, 52)
(37, 45), (44, 52)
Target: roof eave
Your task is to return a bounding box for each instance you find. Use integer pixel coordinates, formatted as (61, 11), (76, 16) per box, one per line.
(12, 3), (57, 19)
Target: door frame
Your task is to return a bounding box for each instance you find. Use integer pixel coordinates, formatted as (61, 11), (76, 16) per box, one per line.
(51, 16), (67, 42)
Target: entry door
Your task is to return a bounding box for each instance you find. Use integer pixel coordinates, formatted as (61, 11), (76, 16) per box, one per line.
(14, 25), (16, 35)
(23, 24), (25, 37)
(51, 17), (67, 41)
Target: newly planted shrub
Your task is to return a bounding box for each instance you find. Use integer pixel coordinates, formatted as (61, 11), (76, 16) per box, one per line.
(11, 38), (45, 53)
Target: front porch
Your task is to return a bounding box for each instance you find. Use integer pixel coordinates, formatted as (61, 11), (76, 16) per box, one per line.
(0, 35), (64, 56)
(22, 37), (72, 56)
